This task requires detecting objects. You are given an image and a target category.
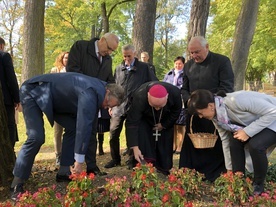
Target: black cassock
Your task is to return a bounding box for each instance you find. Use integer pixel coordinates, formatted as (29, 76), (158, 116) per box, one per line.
(126, 82), (182, 175)
(180, 51), (234, 181)
(180, 115), (226, 181)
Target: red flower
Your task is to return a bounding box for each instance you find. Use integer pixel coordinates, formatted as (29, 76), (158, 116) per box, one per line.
(141, 174), (147, 180)
(168, 174), (177, 182)
(162, 194), (170, 203)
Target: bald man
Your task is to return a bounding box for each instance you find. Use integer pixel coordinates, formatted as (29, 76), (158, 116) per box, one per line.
(180, 36), (234, 181)
(126, 82), (182, 175)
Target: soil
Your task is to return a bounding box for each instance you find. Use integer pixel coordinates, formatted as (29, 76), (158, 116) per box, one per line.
(0, 148), (188, 203)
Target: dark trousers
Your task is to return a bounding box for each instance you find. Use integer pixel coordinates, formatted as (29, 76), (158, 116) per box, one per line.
(230, 128), (276, 185)
(85, 116), (98, 170)
(5, 104), (18, 147)
(109, 115), (126, 163)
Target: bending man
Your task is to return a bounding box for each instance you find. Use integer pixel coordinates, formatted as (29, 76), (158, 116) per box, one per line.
(10, 72), (124, 200)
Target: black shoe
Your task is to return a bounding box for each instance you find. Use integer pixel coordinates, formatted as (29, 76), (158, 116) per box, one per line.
(253, 183), (264, 196)
(104, 160), (121, 169)
(87, 166), (107, 176)
(10, 183), (24, 201)
(56, 173), (72, 182)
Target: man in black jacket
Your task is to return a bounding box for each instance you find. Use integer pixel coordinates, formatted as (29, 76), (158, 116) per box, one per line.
(0, 37), (20, 149)
(66, 33), (119, 177)
(104, 44), (158, 169)
(179, 36), (234, 181)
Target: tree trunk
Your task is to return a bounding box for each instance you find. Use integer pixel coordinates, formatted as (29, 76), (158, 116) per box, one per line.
(231, 0), (260, 90)
(21, 0), (45, 83)
(186, 0), (210, 58)
(133, 0), (157, 63)
(0, 86), (15, 186)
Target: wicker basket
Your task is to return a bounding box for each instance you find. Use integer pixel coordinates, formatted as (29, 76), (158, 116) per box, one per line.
(188, 115), (218, 149)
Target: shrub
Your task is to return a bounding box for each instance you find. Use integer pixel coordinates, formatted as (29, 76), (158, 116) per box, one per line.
(213, 171), (252, 205)
(16, 185), (62, 207)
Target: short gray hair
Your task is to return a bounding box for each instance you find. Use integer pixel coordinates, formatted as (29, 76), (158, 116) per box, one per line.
(106, 83), (125, 105)
(189, 36), (208, 47)
(122, 44), (135, 52)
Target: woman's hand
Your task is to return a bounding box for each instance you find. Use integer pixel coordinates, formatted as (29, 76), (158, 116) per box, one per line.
(233, 129), (249, 142)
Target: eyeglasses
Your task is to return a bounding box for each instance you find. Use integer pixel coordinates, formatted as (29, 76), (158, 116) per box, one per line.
(104, 37), (115, 52)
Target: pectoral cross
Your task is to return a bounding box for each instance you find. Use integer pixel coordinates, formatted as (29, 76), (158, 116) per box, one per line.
(153, 129), (161, 142)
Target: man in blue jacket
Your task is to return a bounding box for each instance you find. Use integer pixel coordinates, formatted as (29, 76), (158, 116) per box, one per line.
(10, 73), (124, 201)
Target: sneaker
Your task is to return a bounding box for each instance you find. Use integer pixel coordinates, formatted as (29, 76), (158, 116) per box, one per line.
(10, 183), (24, 201)
(104, 160), (121, 169)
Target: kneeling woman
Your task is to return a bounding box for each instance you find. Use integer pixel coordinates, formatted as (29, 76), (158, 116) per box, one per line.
(187, 89), (276, 195)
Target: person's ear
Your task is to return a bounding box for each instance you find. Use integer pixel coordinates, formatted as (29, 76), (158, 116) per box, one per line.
(208, 103), (214, 110)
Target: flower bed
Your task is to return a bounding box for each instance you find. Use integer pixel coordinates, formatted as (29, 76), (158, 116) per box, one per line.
(1, 163), (275, 206)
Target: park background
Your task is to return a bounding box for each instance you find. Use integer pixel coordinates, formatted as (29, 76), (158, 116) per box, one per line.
(0, 0), (275, 204)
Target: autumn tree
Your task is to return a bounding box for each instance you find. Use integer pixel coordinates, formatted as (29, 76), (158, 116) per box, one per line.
(231, 0), (260, 90)
(21, 0), (45, 82)
(186, 0), (210, 57)
(44, 0), (135, 72)
(0, 88), (15, 185)
(0, 0), (24, 74)
(154, 0), (189, 77)
(133, 0), (157, 63)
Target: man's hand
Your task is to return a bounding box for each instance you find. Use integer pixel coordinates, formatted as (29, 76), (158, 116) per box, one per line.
(15, 103), (21, 111)
(233, 129), (249, 142)
(153, 123), (163, 131)
(132, 146), (144, 163)
(70, 161), (83, 174)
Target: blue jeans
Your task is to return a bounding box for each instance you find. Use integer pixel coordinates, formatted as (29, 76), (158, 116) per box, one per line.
(13, 83), (76, 180)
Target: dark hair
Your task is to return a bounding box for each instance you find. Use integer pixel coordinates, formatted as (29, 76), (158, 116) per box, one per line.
(188, 89), (215, 114)
(174, 56), (185, 63)
(188, 89), (228, 114)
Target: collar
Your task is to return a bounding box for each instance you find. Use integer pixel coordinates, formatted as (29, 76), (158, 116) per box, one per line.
(121, 58), (137, 71)
(95, 40), (99, 55)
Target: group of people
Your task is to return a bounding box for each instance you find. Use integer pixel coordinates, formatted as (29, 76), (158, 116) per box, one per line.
(2, 33), (275, 201)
